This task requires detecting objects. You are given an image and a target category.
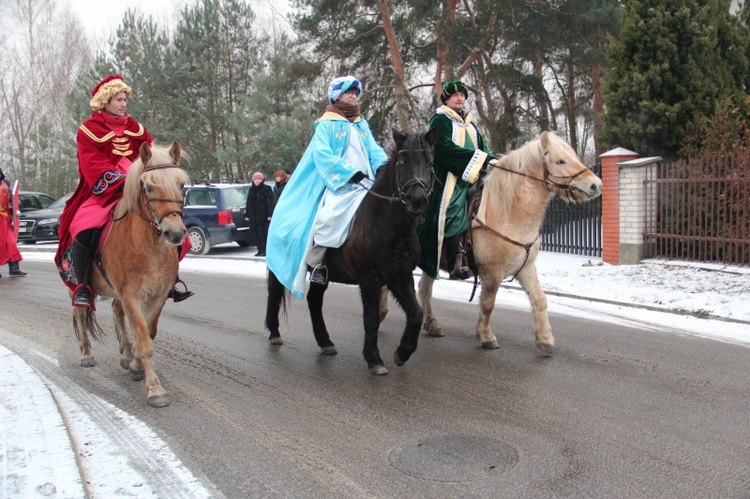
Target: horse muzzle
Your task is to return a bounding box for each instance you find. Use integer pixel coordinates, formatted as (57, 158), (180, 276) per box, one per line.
(161, 218), (188, 246)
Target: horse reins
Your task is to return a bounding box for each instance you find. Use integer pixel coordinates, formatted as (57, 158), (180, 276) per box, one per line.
(486, 147), (591, 202)
(112, 163), (185, 235)
(469, 148), (592, 285)
(359, 149), (436, 204)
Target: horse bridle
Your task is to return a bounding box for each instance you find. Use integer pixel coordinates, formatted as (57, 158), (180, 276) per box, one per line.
(486, 147), (591, 201)
(360, 148), (436, 204)
(136, 163), (185, 234)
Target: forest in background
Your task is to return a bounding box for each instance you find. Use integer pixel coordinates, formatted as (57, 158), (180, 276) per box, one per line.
(2, 0), (750, 198)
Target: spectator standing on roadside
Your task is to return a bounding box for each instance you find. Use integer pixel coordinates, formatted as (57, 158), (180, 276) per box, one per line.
(272, 169), (291, 204)
(245, 171), (274, 257)
(0, 168), (27, 277)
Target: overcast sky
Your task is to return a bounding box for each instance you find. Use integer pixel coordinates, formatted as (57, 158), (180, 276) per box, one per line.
(64, 0), (292, 41)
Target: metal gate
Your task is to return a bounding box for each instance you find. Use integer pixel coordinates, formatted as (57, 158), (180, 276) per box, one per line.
(643, 155), (750, 265)
(540, 163), (602, 257)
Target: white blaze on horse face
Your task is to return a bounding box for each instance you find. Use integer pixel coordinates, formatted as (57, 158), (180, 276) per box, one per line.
(547, 137), (602, 202)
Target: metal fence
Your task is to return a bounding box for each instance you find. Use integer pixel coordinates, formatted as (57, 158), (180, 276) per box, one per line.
(540, 163), (602, 257)
(644, 154), (750, 266)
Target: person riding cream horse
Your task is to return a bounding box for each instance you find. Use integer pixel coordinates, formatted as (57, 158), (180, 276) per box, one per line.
(417, 80), (494, 281)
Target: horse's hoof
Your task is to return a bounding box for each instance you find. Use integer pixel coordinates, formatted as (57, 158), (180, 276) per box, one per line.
(537, 344), (554, 357)
(120, 358), (131, 369)
(147, 394), (170, 408)
(80, 356), (95, 367)
(482, 341), (500, 349)
(426, 327), (444, 337)
(369, 365), (388, 375)
(129, 369), (145, 381)
(321, 345), (337, 355)
(269, 336), (283, 345)
(393, 351), (405, 366)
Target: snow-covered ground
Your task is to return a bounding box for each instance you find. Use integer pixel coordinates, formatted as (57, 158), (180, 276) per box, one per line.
(2, 248), (748, 496)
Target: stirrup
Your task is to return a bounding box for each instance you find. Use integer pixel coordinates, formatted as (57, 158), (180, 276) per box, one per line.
(170, 279), (194, 303)
(310, 264), (328, 285)
(449, 266), (472, 280)
(72, 284), (95, 310)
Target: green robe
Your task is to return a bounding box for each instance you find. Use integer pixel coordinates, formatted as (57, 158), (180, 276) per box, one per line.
(417, 106), (490, 279)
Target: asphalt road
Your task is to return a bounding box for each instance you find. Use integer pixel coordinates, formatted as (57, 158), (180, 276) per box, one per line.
(2, 259), (749, 497)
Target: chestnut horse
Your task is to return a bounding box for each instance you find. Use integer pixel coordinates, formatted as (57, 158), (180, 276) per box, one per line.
(418, 131), (602, 353)
(72, 142), (189, 407)
(266, 129), (436, 375)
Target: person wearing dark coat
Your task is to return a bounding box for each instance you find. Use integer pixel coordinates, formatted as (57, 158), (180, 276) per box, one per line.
(272, 169), (290, 204)
(245, 171), (274, 257)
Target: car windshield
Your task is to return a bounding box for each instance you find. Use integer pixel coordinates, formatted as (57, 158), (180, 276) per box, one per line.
(48, 193), (73, 209)
(19, 193), (55, 210)
(223, 187), (248, 209)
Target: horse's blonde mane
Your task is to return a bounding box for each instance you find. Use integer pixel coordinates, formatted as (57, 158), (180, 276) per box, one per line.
(483, 132), (572, 217)
(113, 144), (190, 219)
(484, 137), (539, 217)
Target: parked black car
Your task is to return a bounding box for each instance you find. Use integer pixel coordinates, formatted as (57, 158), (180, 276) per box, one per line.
(17, 192), (73, 244)
(183, 183), (253, 255)
(19, 191), (56, 212)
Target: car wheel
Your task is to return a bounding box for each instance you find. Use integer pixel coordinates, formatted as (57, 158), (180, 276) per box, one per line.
(237, 241), (251, 247)
(187, 227), (211, 255)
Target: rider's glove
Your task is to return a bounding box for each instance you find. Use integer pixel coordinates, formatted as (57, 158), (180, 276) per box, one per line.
(350, 171), (366, 183)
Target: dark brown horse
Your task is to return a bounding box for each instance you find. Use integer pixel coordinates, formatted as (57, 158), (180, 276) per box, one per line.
(265, 129), (436, 374)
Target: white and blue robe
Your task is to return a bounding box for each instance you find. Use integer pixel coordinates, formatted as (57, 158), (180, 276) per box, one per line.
(266, 112), (387, 299)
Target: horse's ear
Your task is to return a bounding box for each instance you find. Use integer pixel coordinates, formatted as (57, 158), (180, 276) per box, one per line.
(540, 131), (550, 152)
(169, 141), (181, 164)
(392, 128), (406, 151)
(425, 128), (437, 146)
(140, 142), (152, 165)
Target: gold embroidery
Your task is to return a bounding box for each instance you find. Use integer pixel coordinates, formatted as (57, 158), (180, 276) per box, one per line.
(112, 150), (133, 157)
(113, 137), (128, 143)
(79, 125), (115, 143)
(123, 123), (145, 137)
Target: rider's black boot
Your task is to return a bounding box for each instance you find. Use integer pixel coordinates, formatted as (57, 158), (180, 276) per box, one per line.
(169, 276), (194, 302)
(445, 235), (471, 280)
(72, 239), (95, 308)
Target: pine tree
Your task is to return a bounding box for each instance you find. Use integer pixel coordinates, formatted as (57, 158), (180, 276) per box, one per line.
(601, 0), (750, 158)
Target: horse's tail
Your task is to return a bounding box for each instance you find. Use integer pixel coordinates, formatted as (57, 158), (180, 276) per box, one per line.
(265, 270), (289, 336)
(73, 308), (105, 342)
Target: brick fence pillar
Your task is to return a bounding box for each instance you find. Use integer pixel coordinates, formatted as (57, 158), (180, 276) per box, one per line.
(618, 156), (662, 264)
(599, 147), (638, 265)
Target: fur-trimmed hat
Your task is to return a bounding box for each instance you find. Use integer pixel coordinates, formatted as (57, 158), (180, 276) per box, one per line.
(328, 76), (361, 104)
(440, 80), (469, 104)
(89, 74), (132, 111)
(252, 172), (265, 182)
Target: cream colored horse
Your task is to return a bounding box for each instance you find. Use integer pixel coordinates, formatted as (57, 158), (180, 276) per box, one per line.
(72, 142), (189, 407)
(418, 131), (602, 352)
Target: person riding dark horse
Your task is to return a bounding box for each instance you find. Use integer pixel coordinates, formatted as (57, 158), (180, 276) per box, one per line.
(265, 75), (388, 297)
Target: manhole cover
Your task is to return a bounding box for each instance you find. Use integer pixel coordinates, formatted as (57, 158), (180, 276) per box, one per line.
(389, 434), (518, 482)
